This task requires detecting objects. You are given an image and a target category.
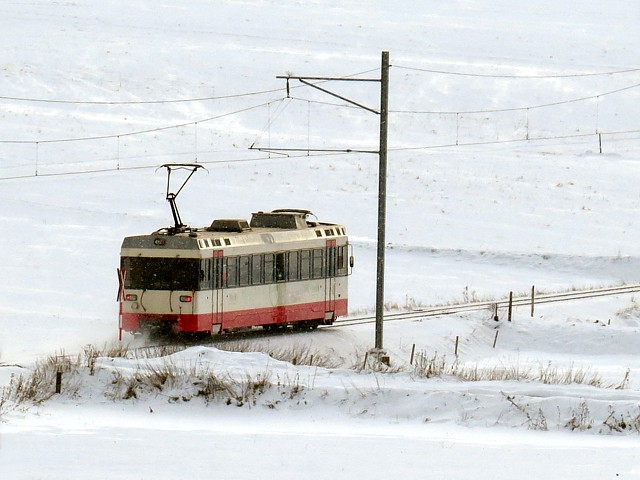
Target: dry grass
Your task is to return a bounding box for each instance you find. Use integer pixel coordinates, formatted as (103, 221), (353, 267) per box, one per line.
(411, 351), (629, 388)
(1, 341), (636, 436)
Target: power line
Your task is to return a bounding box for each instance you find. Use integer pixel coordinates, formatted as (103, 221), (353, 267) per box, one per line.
(0, 68), (381, 106)
(0, 150), (353, 181)
(0, 99), (284, 145)
(388, 128), (640, 152)
(392, 81), (640, 115)
(0, 88), (284, 105)
(289, 80), (640, 117)
(2, 128), (639, 182)
(394, 64), (640, 79)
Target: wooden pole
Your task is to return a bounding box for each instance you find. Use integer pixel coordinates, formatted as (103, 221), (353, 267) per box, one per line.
(599, 133), (603, 154)
(409, 343), (416, 365)
(530, 285), (535, 317)
(55, 371), (62, 394)
(362, 351), (369, 370)
(493, 331), (499, 349)
(455, 336), (460, 357)
(508, 291), (513, 322)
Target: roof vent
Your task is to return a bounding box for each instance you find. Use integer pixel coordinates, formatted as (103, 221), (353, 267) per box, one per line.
(207, 219), (251, 233)
(250, 209), (312, 230)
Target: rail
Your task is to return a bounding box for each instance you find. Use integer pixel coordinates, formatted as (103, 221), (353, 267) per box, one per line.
(3, 284), (639, 368)
(328, 284), (640, 328)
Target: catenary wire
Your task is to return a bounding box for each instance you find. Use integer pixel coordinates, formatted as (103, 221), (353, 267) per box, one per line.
(0, 150), (355, 181)
(393, 64), (640, 79)
(0, 99), (285, 145)
(392, 81), (640, 115)
(2, 128), (639, 182)
(0, 68), (380, 106)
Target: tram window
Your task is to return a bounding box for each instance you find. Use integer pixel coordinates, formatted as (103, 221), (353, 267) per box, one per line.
(327, 247), (337, 277)
(337, 245), (348, 276)
(264, 254), (275, 284)
(275, 252), (287, 282)
(251, 255), (263, 285)
(312, 249), (324, 279)
(288, 251), (299, 281)
(239, 256), (250, 286)
(300, 250), (311, 280)
(122, 257), (200, 291)
(213, 257), (224, 288)
(200, 259), (211, 289)
(225, 257), (239, 287)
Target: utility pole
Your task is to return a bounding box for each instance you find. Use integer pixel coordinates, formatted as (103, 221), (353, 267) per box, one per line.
(259, 51), (391, 362)
(375, 51), (390, 360)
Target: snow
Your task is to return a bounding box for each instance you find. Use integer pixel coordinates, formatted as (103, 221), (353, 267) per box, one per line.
(2, 0), (640, 478)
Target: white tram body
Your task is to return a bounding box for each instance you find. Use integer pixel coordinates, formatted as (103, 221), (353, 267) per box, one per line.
(118, 209), (351, 336)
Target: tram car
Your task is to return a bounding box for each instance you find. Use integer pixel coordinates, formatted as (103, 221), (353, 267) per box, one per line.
(118, 208), (352, 337)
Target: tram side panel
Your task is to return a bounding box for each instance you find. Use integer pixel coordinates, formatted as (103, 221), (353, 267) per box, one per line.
(209, 241), (349, 332)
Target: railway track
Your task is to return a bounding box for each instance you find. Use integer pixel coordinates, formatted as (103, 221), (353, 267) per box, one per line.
(4, 284), (638, 366)
(118, 284), (640, 352)
(328, 283), (640, 329)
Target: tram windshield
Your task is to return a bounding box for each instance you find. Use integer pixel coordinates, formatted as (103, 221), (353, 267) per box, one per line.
(121, 257), (200, 291)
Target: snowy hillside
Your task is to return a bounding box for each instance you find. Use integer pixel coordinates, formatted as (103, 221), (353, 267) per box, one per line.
(1, 1), (640, 478)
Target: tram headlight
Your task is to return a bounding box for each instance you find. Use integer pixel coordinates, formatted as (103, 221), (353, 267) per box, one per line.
(179, 295), (193, 303)
(125, 294), (138, 301)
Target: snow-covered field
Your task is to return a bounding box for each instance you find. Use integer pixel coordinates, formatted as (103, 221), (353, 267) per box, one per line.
(2, 1), (640, 478)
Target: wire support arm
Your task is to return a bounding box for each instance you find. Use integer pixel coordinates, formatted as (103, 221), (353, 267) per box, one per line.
(249, 146), (379, 155)
(295, 78), (380, 114)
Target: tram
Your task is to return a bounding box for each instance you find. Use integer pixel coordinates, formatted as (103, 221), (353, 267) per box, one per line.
(117, 165), (352, 338)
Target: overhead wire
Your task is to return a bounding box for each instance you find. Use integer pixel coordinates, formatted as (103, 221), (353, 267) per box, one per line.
(393, 64), (640, 79)
(0, 149), (354, 181)
(388, 128), (640, 152)
(0, 87), (285, 105)
(392, 81), (640, 115)
(1, 65), (640, 182)
(283, 81), (640, 117)
(0, 99), (286, 145)
(3, 127), (640, 182)
(0, 68), (380, 106)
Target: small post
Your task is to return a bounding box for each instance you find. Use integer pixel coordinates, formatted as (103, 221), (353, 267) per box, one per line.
(362, 351), (369, 370)
(492, 330), (499, 349)
(598, 133), (602, 154)
(55, 371), (62, 394)
(493, 303), (499, 321)
(530, 285), (535, 317)
(508, 291), (513, 322)
(409, 344), (416, 365)
(454, 336), (460, 357)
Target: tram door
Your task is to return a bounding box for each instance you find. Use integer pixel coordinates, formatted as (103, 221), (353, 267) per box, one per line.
(212, 251), (224, 333)
(325, 239), (337, 322)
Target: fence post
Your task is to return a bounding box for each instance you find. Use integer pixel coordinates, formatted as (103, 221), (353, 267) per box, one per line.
(492, 330), (499, 349)
(508, 291), (513, 322)
(599, 133), (603, 154)
(530, 285), (535, 317)
(55, 371), (62, 394)
(409, 344), (416, 365)
(454, 336), (459, 357)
